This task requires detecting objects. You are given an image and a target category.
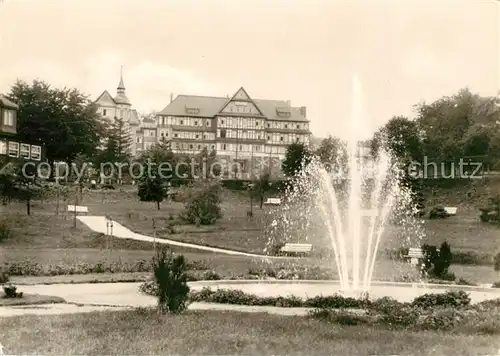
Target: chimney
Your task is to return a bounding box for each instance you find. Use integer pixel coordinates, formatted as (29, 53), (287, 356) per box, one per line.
(170, 93), (174, 103)
(299, 106), (306, 117)
(286, 100), (291, 106)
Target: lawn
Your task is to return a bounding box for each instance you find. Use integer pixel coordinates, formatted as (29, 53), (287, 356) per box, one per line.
(2, 186), (499, 256)
(0, 309), (498, 355)
(0, 186), (498, 285)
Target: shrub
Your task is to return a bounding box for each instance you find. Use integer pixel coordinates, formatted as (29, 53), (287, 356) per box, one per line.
(2, 284), (22, 298)
(494, 252), (500, 272)
(411, 290), (471, 309)
(152, 247), (190, 314)
(0, 267), (9, 284)
(0, 219), (13, 242)
(417, 307), (466, 331)
(379, 305), (420, 328)
(181, 182), (222, 225)
(202, 270), (221, 280)
(368, 296), (405, 314)
(422, 242), (453, 279)
(429, 205), (450, 219)
(493, 281), (500, 288)
(309, 309), (370, 326)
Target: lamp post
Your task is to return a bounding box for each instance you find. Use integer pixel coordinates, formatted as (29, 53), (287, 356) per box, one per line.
(152, 217), (157, 254)
(105, 216), (110, 251)
(248, 183), (254, 217)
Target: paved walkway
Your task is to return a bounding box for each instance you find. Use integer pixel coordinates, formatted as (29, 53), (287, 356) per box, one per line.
(77, 216), (283, 259)
(0, 282), (312, 317)
(2, 281), (499, 318)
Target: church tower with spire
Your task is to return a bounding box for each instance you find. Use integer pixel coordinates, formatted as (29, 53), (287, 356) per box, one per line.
(93, 66), (141, 157)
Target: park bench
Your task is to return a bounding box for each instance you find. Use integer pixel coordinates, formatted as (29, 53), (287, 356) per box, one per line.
(67, 205), (89, 214)
(405, 247), (424, 266)
(444, 207), (457, 215)
(264, 197), (282, 206)
(280, 243), (313, 256)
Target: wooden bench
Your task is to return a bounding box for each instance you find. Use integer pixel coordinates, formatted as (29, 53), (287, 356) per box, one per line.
(280, 243), (313, 256)
(405, 247), (424, 266)
(264, 198), (282, 206)
(444, 207), (457, 216)
(67, 205), (89, 214)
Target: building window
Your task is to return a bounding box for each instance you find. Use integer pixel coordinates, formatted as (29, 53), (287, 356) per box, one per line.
(285, 124), (288, 129)
(189, 144), (193, 149)
(160, 132), (164, 137)
(8, 142), (19, 157)
(206, 121), (210, 127)
(149, 130), (155, 136)
(180, 120), (184, 125)
(103, 109), (107, 116)
(195, 134), (199, 139)
(174, 133), (178, 138)
(20, 144), (30, 159)
(30, 145), (41, 161)
(280, 136), (284, 141)
(194, 121), (198, 126)
(211, 145), (215, 150)
(222, 144), (226, 150)
(221, 120), (224, 125)
(3, 110), (14, 126)
(296, 124), (300, 129)
(0, 141), (6, 155)
(220, 129), (227, 138)
(197, 144), (201, 149)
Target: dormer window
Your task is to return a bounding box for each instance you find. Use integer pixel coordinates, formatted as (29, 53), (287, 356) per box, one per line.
(276, 107), (291, 118)
(185, 107), (200, 115)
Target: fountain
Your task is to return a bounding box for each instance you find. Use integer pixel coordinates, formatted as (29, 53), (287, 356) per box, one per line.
(194, 75), (500, 306)
(265, 75), (420, 295)
(314, 75), (405, 294)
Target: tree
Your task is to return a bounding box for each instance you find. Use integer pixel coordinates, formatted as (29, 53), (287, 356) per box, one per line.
(282, 143), (313, 177)
(108, 116), (132, 162)
(0, 162), (42, 215)
(193, 147), (219, 179)
(415, 88), (500, 163)
(315, 136), (346, 171)
(136, 143), (172, 210)
(8, 80), (105, 169)
(372, 116), (425, 217)
(253, 171), (271, 209)
(371, 116), (424, 163)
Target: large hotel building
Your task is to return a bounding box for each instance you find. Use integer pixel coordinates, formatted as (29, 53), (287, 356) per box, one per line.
(95, 73), (311, 179)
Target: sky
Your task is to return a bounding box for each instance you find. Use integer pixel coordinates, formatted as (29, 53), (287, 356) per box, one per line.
(0, 0), (498, 139)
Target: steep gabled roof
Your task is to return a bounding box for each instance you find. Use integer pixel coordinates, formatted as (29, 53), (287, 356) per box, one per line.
(158, 90), (308, 122)
(129, 109), (140, 125)
(94, 90), (116, 106)
(0, 94), (19, 109)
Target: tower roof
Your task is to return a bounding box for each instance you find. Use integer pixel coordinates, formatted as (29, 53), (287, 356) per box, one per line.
(114, 66), (131, 105)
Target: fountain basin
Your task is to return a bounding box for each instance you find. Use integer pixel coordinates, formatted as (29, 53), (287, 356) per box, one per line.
(189, 280), (500, 304)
